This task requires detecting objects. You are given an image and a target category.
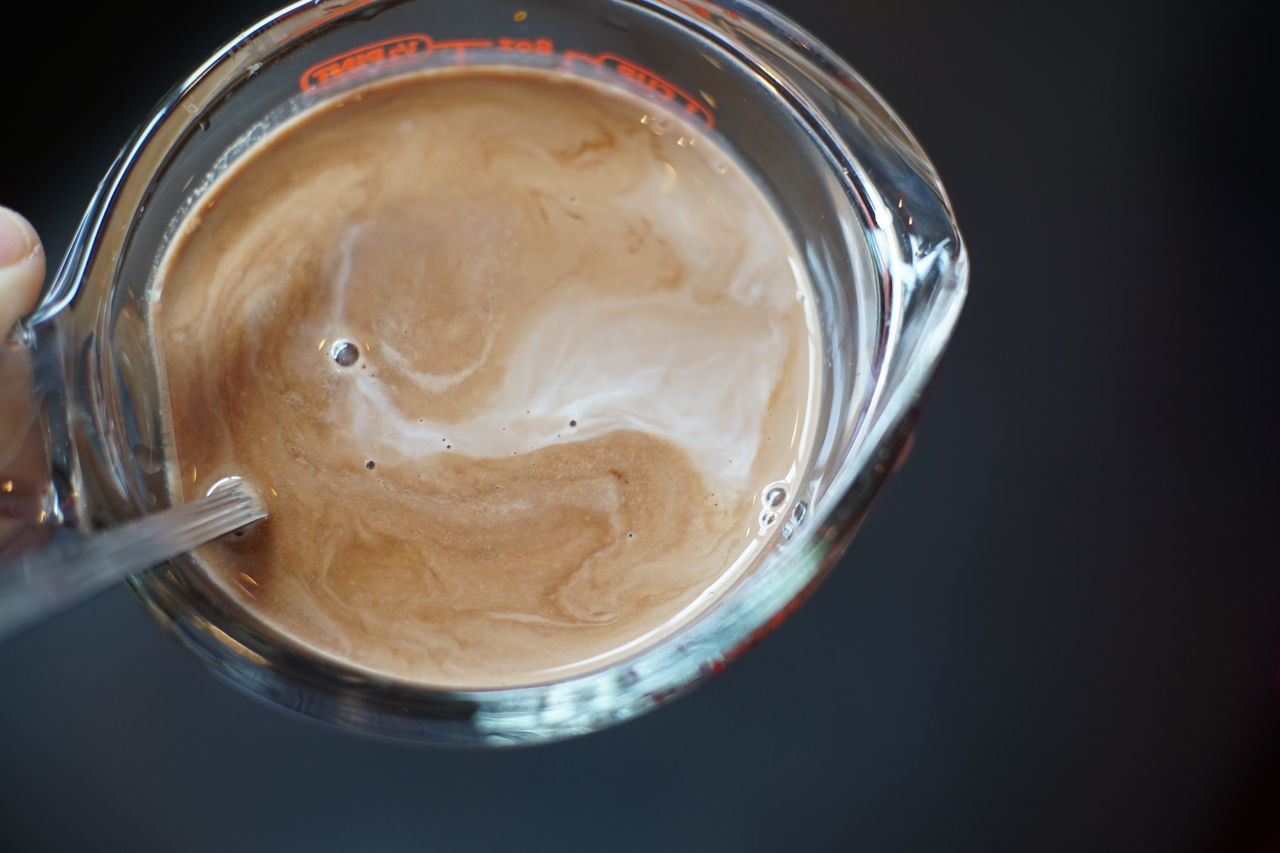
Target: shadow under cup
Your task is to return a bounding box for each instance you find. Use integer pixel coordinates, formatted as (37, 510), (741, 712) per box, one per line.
(32, 0), (966, 745)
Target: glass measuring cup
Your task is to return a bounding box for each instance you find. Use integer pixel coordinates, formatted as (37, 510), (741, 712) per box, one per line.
(1, 0), (967, 744)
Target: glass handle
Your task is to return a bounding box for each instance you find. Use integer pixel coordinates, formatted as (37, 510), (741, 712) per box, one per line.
(25, 138), (130, 329)
(0, 340), (55, 560)
(0, 314), (77, 561)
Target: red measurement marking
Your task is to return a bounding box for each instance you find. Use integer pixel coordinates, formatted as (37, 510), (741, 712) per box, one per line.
(496, 37), (555, 54)
(301, 34), (555, 89)
(300, 33), (716, 128)
(300, 34), (432, 91)
(432, 38), (496, 65)
(564, 50), (715, 128)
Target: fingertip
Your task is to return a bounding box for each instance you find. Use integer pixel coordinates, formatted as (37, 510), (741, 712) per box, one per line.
(0, 205), (47, 336)
(0, 206), (40, 267)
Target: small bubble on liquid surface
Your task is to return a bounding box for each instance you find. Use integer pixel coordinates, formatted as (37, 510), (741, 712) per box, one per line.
(330, 340), (359, 367)
(365, 460), (376, 470)
(761, 510), (778, 527)
(765, 486), (787, 508)
(640, 114), (669, 136)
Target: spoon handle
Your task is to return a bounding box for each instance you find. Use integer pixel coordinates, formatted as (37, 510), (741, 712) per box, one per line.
(0, 483), (265, 641)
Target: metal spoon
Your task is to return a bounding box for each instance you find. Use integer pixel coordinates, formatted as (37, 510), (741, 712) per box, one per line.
(0, 480), (265, 641)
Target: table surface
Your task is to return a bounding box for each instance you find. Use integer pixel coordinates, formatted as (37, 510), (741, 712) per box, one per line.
(1, 1), (1276, 851)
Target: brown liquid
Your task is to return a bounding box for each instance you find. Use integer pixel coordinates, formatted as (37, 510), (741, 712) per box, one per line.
(151, 68), (816, 688)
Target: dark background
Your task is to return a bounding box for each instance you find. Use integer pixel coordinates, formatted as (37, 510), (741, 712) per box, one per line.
(1, 1), (1276, 850)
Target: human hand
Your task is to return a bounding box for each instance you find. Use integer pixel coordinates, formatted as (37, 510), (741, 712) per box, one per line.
(1, 206), (47, 547)
(0, 206), (45, 338)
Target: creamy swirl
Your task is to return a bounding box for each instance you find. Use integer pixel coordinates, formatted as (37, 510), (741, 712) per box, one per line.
(151, 67), (817, 688)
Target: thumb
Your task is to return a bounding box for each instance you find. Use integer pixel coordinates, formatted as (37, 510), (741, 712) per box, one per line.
(0, 206), (46, 337)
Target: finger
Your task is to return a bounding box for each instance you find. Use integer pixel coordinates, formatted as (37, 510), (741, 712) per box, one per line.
(0, 206), (47, 337)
